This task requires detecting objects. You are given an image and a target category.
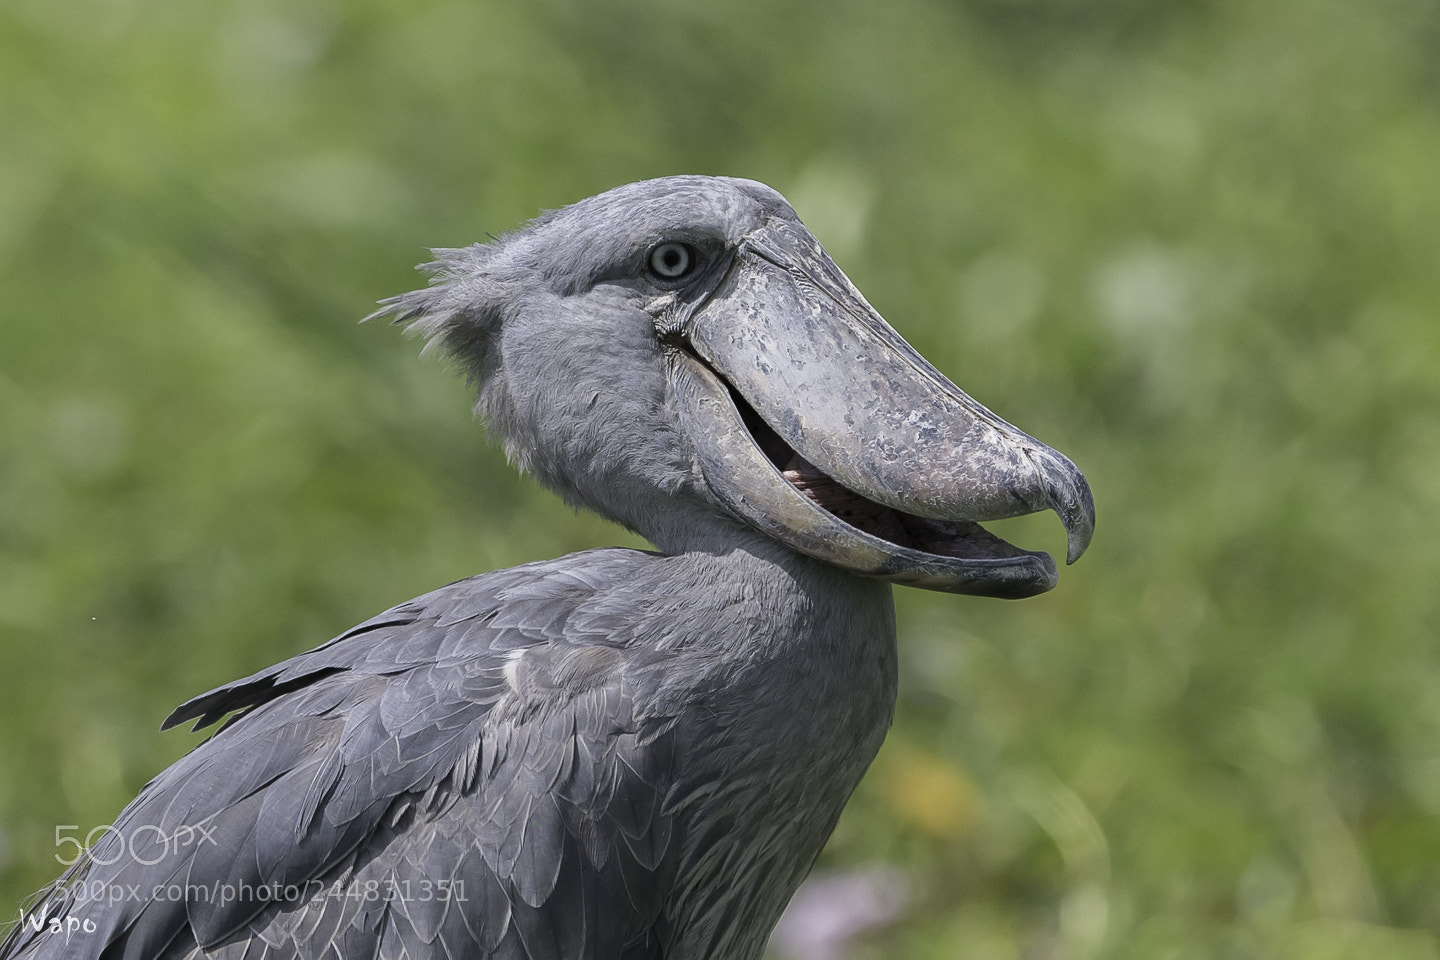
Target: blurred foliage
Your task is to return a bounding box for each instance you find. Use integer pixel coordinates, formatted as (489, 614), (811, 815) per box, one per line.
(2, 0), (1439, 956)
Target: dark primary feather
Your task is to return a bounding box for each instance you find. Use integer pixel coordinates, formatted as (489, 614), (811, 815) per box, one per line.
(1, 550), (686, 960)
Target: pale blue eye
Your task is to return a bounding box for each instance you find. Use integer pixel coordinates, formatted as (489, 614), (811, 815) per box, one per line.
(649, 242), (694, 280)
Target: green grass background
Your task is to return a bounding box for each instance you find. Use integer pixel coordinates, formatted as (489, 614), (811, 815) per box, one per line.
(2, 0), (1439, 956)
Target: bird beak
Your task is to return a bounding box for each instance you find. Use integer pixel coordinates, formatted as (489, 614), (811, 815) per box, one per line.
(667, 219), (1094, 598)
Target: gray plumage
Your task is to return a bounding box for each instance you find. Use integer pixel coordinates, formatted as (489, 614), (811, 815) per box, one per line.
(2, 176), (1091, 960)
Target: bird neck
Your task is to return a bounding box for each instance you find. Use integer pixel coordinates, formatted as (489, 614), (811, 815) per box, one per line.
(640, 498), (895, 619)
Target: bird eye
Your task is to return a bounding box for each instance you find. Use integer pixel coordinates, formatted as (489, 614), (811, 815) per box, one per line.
(648, 242), (695, 281)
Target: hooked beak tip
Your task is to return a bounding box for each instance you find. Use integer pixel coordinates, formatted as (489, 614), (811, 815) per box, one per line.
(1058, 474), (1096, 566)
(1026, 444), (1095, 566)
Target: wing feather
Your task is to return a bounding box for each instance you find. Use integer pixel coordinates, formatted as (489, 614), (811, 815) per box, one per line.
(2, 549), (684, 960)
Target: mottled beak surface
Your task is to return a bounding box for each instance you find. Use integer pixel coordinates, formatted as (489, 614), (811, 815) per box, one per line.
(669, 219), (1094, 598)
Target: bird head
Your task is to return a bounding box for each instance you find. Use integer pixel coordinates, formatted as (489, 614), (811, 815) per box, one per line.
(374, 176), (1093, 598)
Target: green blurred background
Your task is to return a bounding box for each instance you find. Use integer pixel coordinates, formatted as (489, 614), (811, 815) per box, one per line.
(2, 0), (1438, 957)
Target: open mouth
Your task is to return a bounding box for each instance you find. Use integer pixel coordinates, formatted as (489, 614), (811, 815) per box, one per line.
(726, 383), (1045, 565)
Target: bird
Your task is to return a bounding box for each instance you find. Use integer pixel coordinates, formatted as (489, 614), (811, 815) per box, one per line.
(1, 175), (1093, 960)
